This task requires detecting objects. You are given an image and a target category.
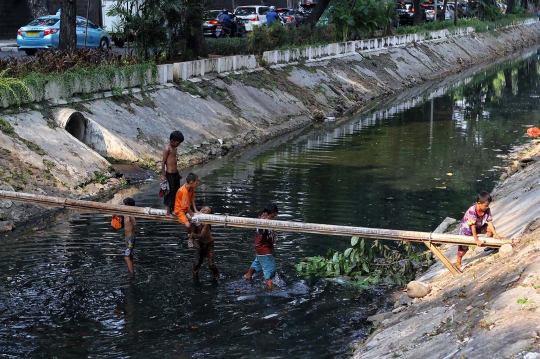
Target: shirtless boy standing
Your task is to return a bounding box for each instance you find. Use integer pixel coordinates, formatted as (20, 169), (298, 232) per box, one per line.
(190, 206), (219, 281)
(161, 131), (184, 218)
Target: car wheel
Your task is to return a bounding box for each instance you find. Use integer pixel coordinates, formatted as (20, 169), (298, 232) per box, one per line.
(99, 38), (109, 50)
(24, 49), (36, 56)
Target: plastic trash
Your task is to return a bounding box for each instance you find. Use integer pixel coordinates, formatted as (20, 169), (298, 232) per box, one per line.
(526, 126), (540, 138)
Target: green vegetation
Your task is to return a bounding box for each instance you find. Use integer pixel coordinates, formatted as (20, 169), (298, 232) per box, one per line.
(0, 49), (157, 107)
(0, 69), (32, 107)
(94, 172), (107, 184)
(296, 236), (433, 287)
(248, 23), (338, 55)
(0, 117), (15, 137)
(175, 80), (208, 98)
(206, 38), (251, 56)
(517, 297), (535, 309)
(19, 138), (47, 156)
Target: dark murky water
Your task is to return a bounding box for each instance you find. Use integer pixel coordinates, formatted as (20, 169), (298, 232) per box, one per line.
(2, 49), (540, 358)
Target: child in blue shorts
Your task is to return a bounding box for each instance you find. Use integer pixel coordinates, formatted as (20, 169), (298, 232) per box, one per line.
(244, 203), (279, 289)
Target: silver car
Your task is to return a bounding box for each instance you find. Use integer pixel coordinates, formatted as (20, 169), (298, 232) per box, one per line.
(234, 5), (270, 31)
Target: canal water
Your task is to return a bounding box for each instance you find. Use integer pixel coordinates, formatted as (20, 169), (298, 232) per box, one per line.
(2, 49), (540, 358)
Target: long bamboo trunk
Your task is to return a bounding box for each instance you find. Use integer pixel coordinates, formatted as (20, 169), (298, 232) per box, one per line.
(0, 190), (511, 247)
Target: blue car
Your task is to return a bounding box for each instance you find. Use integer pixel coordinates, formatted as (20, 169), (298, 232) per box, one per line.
(17, 15), (111, 56)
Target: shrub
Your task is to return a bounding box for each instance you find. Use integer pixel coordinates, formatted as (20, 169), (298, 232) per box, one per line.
(247, 23), (340, 55)
(206, 37), (251, 56)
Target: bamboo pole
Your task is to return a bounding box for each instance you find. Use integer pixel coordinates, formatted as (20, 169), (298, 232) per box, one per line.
(0, 190), (511, 248)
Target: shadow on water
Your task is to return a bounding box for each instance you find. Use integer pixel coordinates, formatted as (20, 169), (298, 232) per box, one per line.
(2, 47), (540, 358)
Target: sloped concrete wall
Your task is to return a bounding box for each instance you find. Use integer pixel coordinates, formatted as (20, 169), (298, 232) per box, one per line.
(1, 21), (539, 190)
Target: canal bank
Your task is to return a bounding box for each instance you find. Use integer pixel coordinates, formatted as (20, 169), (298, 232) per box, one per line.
(1, 21), (540, 225)
(353, 140), (540, 358)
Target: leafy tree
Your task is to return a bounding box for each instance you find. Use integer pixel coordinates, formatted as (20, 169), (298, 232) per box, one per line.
(305, 0), (334, 27)
(328, 0), (398, 41)
(58, 0), (77, 53)
(183, 0), (207, 60)
(107, 0), (207, 61)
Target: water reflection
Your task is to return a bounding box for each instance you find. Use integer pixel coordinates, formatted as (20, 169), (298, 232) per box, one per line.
(1, 49), (540, 358)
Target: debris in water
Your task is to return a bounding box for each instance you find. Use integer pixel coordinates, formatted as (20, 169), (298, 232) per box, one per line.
(263, 313), (278, 319)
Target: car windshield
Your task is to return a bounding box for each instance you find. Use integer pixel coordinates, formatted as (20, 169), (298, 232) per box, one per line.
(204, 11), (220, 20)
(235, 7), (258, 15)
(27, 17), (59, 27)
(276, 8), (289, 15)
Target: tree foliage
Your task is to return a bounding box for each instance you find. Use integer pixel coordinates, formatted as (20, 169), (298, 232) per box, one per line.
(328, 0), (397, 40)
(107, 0), (207, 61)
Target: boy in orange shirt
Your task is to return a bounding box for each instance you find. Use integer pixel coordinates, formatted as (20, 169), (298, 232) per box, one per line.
(174, 172), (200, 248)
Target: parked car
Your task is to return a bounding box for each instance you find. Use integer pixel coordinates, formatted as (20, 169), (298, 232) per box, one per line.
(395, 2), (426, 26)
(203, 10), (223, 37)
(299, 3), (316, 15)
(234, 5), (270, 31)
(280, 8), (307, 25)
(17, 15), (111, 56)
(438, 4), (455, 20)
(276, 8), (291, 24)
(423, 4), (437, 22)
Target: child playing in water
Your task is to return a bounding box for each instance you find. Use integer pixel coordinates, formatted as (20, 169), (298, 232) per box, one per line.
(174, 173), (200, 248)
(122, 197), (137, 274)
(244, 203), (279, 289)
(189, 206), (219, 281)
(456, 191), (503, 270)
(161, 131), (184, 219)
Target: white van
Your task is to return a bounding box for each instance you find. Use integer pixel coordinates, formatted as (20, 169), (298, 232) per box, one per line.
(234, 6), (270, 31)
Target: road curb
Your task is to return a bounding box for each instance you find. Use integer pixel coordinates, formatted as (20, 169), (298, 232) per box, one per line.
(0, 46), (19, 52)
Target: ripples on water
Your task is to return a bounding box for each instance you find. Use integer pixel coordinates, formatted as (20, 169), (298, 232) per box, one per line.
(2, 50), (540, 358)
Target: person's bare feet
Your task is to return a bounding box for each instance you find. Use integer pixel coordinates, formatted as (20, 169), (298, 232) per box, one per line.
(243, 274), (251, 280)
(166, 213), (176, 219)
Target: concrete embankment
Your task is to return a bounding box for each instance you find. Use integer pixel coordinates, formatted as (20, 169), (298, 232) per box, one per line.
(353, 140), (540, 359)
(1, 21), (540, 225)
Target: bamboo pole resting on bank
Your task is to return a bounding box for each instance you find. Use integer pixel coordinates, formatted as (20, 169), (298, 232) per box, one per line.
(0, 190), (511, 274)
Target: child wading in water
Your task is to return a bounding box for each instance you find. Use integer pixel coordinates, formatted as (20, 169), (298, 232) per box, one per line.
(161, 131), (184, 219)
(174, 173), (200, 247)
(122, 198), (137, 274)
(190, 206), (219, 281)
(456, 191), (503, 270)
(244, 203), (279, 289)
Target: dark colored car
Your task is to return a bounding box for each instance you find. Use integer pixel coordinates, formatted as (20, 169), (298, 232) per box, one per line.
(395, 2), (426, 26)
(203, 10), (222, 37)
(281, 9), (307, 25)
(299, 3), (316, 15)
(276, 8), (290, 24)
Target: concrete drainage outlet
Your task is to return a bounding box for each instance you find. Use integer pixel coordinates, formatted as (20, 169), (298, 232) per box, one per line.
(55, 108), (87, 142)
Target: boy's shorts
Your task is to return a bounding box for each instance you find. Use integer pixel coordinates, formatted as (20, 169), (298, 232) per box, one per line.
(124, 236), (135, 257)
(458, 224), (488, 257)
(177, 212), (189, 225)
(251, 255), (276, 280)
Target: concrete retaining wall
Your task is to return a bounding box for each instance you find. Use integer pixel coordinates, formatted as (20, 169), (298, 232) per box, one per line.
(1, 19), (537, 108)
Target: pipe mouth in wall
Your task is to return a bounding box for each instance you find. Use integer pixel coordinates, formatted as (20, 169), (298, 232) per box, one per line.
(55, 109), (87, 142)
